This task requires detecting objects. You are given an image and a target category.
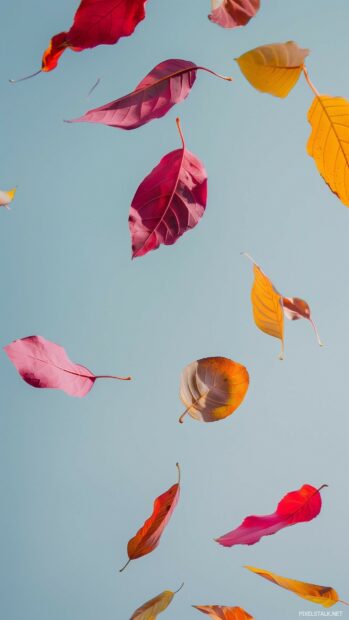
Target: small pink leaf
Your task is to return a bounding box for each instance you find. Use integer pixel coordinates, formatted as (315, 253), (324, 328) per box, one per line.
(215, 484), (326, 548)
(68, 59), (231, 130)
(209, 0), (260, 29)
(129, 118), (208, 258)
(4, 335), (131, 397)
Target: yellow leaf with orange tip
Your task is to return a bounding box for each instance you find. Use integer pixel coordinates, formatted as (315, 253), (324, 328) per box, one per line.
(307, 94), (349, 207)
(244, 254), (284, 358)
(179, 356), (249, 423)
(236, 41), (309, 98)
(245, 566), (349, 609)
(130, 584), (183, 620)
(0, 188), (16, 209)
(193, 605), (254, 619)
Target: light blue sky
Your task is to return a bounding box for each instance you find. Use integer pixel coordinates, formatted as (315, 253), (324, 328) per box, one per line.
(1, 1), (349, 619)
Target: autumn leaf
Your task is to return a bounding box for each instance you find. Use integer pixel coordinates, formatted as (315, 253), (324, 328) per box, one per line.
(10, 0), (147, 81)
(68, 59), (232, 130)
(120, 464), (180, 571)
(4, 335), (131, 397)
(130, 583), (184, 620)
(129, 118), (207, 258)
(303, 68), (349, 208)
(236, 41), (309, 97)
(245, 566), (349, 608)
(243, 254), (322, 358)
(179, 356), (249, 423)
(0, 188), (16, 209)
(194, 604), (254, 619)
(215, 484), (327, 547)
(209, 0), (260, 29)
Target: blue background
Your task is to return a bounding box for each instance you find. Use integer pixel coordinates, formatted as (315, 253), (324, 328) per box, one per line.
(1, 1), (349, 618)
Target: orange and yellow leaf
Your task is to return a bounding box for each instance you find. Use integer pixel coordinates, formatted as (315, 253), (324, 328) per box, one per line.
(236, 41), (309, 98)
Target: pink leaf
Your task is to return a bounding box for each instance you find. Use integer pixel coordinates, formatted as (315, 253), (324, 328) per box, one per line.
(209, 0), (260, 29)
(68, 59), (232, 130)
(129, 118), (208, 258)
(215, 484), (327, 547)
(4, 335), (131, 397)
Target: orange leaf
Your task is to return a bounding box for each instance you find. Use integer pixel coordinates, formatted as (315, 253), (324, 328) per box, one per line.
(193, 605), (254, 619)
(120, 464), (180, 571)
(179, 356), (249, 423)
(245, 566), (349, 608)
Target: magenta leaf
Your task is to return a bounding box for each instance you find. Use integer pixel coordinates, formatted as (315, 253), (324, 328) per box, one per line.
(4, 335), (131, 397)
(215, 484), (327, 548)
(129, 118), (208, 258)
(209, 0), (260, 29)
(68, 59), (232, 130)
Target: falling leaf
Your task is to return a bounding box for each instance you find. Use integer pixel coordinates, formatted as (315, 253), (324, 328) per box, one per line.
(68, 59), (232, 130)
(194, 605), (254, 619)
(236, 41), (309, 97)
(243, 254), (284, 358)
(179, 356), (249, 423)
(208, 0), (260, 29)
(307, 90), (349, 207)
(4, 335), (131, 397)
(120, 464), (180, 571)
(0, 188), (16, 209)
(245, 566), (349, 608)
(215, 483), (327, 547)
(11, 0), (147, 80)
(130, 583), (184, 620)
(129, 117), (207, 258)
(243, 254), (322, 358)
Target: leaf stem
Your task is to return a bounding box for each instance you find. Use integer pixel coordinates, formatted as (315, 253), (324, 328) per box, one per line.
(302, 66), (320, 97)
(94, 374), (132, 381)
(176, 117), (185, 150)
(309, 318), (323, 347)
(174, 582), (184, 594)
(119, 558), (131, 573)
(197, 66), (233, 82)
(9, 69), (42, 83)
(176, 462), (181, 483)
(339, 600), (349, 606)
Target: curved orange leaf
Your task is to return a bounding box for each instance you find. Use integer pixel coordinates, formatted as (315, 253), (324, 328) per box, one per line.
(120, 464), (180, 571)
(245, 566), (348, 608)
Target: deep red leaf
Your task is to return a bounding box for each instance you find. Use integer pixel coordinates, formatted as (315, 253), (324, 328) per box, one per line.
(68, 59), (232, 129)
(129, 118), (208, 258)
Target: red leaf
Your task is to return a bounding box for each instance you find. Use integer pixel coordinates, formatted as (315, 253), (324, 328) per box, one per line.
(215, 484), (327, 547)
(129, 118), (208, 258)
(120, 464), (180, 571)
(41, 0), (147, 72)
(68, 59), (232, 130)
(209, 0), (260, 29)
(4, 335), (131, 397)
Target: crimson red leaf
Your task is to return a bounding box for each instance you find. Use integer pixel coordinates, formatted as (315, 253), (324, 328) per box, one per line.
(129, 118), (208, 258)
(4, 335), (131, 397)
(209, 0), (260, 29)
(68, 59), (232, 130)
(215, 484), (327, 547)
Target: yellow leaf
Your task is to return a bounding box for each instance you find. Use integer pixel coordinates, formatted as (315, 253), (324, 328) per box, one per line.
(130, 584), (183, 620)
(307, 94), (349, 206)
(0, 187), (16, 209)
(179, 356), (249, 423)
(244, 255), (284, 358)
(245, 566), (348, 608)
(236, 41), (309, 97)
